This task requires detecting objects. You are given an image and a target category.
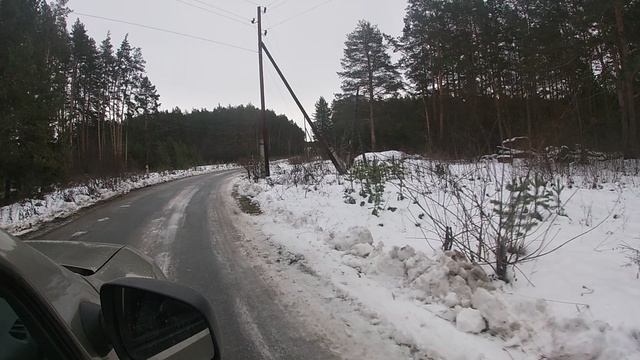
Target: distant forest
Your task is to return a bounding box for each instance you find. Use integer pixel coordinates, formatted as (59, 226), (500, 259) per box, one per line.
(127, 107), (304, 172)
(0, 0), (304, 201)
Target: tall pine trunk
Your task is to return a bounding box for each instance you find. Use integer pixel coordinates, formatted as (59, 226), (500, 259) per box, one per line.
(422, 95), (432, 153)
(438, 71), (445, 143)
(97, 116), (102, 162)
(614, 0), (637, 154)
(366, 52), (377, 152)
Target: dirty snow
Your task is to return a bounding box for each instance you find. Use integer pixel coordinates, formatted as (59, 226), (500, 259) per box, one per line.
(234, 153), (640, 359)
(0, 164), (238, 235)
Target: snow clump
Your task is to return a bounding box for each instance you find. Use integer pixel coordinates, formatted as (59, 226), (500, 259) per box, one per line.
(456, 308), (486, 334)
(329, 226), (374, 251)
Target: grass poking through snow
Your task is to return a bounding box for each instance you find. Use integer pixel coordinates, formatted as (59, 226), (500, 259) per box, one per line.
(233, 185), (262, 215)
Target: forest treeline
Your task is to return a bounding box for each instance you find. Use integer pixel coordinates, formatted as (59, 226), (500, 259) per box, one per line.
(317, 0), (640, 159)
(128, 106), (305, 171)
(3, 0), (640, 200)
(0, 0), (304, 201)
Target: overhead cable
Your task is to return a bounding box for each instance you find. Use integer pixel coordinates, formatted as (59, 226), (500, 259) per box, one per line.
(189, 0), (250, 21)
(72, 12), (257, 53)
(267, 0), (290, 10)
(175, 0), (254, 28)
(267, 0), (334, 30)
(240, 0), (260, 6)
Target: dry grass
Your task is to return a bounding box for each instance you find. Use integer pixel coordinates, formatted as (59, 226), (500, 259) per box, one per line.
(232, 185), (262, 215)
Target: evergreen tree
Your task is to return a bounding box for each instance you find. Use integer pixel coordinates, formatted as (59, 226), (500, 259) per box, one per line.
(135, 76), (160, 115)
(338, 20), (402, 151)
(135, 75), (160, 168)
(69, 19), (100, 171)
(96, 32), (116, 165)
(126, 105), (305, 170)
(391, 0), (639, 156)
(313, 97), (333, 143)
(0, 0), (69, 198)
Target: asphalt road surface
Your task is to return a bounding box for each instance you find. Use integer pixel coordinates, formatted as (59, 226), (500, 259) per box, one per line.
(26, 170), (339, 360)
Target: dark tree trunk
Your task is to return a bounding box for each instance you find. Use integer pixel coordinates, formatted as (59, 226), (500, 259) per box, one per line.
(422, 95), (432, 153)
(614, 0), (638, 154)
(367, 68), (376, 152)
(438, 71), (445, 143)
(4, 179), (11, 201)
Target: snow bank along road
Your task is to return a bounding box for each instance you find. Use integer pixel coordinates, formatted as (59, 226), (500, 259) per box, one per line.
(235, 156), (640, 360)
(22, 170), (348, 360)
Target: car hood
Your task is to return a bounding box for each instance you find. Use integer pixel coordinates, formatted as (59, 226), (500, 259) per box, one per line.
(25, 240), (123, 275)
(25, 240), (166, 290)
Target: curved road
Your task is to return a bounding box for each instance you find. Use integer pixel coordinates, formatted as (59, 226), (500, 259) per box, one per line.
(25, 170), (339, 360)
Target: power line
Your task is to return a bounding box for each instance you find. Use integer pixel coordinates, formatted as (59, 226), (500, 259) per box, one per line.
(264, 37), (310, 140)
(266, 0), (334, 30)
(264, 61), (311, 141)
(188, 0), (249, 21)
(267, 0), (289, 10)
(272, 0), (292, 11)
(175, 0), (254, 28)
(72, 12), (257, 53)
(240, 0), (260, 6)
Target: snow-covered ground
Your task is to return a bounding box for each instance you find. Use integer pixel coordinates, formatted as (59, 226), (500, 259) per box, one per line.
(234, 153), (640, 360)
(0, 164), (238, 235)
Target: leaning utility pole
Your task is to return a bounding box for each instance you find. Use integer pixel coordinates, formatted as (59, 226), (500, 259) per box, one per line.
(257, 6), (270, 177)
(261, 43), (347, 175)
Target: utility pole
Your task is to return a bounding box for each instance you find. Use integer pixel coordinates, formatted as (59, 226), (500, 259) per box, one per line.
(257, 6), (270, 177)
(261, 43), (347, 175)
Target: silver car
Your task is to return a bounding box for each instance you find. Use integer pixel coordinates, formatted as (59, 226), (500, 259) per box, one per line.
(0, 230), (219, 359)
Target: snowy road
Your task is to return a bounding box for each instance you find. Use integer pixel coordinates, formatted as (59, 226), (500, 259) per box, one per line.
(23, 170), (341, 360)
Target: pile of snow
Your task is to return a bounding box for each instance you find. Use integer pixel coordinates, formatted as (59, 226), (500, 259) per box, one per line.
(456, 308), (486, 334)
(329, 226), (373, 251)
(0, 164), (238, 235)
(354, 150), (408, 164)
(235, 154), (640, 359)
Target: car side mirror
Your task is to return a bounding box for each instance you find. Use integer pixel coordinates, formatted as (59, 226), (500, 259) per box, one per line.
(100, 278), (219, 360)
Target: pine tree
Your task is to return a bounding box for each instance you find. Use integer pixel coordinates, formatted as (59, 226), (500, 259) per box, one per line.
(69, 19), (100, 171)
(136, 76), (160, 168)
(96, 32), (116, 165)
(110, 35), (140, 168)
(612, 0), (638, 154)
(338, 20), (402, 151)
(0, 0), (68, 198)
(313, 97), (333, 143)
(400, 0), (438, 149)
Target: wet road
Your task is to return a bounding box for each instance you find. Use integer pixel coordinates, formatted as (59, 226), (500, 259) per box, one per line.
(26, 170), (338, 360)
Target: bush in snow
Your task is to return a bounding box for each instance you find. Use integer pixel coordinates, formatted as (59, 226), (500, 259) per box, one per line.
(346, 158), (405, 216)
(401, 160), (574, 282)
(268, 161), (337, 188)
(238, 157), (262, 181)
(490, 174), (563, 279)
(620, 244), (640, 279)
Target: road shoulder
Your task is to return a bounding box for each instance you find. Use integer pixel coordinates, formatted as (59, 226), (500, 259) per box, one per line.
(222, 176), (417, 360)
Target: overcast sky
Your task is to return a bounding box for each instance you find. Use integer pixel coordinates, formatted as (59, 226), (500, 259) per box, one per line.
(66, 0), (408, 129)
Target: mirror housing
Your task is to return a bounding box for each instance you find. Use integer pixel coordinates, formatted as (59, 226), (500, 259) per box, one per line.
(100, 277), (219, 360)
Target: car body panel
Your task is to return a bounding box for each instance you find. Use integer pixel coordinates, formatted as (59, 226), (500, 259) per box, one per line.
(1, 232), (168, 359)
(0, 231), (102, 358)
(24, 240), (124, 274)
(24, 240), (166, 291)
(87, 246), (166, 290)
